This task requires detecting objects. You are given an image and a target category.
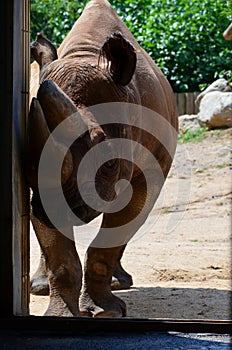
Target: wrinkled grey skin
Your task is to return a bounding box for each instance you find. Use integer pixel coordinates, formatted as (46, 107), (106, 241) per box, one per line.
(27, 0), (178, 317)
(30, 247), (133, 295)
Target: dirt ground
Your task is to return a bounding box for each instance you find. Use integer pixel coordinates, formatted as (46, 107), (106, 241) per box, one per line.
(30, 121), (231, 320)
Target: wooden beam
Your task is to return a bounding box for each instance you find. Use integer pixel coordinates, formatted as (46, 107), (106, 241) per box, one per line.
(0, 0), (30, 317)
(0, 0), (14, 318)
(12, 0), (30, 316)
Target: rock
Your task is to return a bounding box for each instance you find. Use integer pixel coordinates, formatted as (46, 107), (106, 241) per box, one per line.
(198, 91), (232, 129)
(195, 78), (232, 129)
(179, 114), (199, 132)
(195, 78), (232, 108)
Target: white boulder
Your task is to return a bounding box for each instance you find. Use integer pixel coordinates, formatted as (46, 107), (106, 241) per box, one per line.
(195, 78), (232, 108)
(198, 91), (232, 129)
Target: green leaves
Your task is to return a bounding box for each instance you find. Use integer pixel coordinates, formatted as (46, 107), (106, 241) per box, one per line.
(30, 0), (232, 92)
(30, 0), (87, 46)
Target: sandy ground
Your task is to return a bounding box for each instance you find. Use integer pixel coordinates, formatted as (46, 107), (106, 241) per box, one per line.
(30, 125), (231, 320)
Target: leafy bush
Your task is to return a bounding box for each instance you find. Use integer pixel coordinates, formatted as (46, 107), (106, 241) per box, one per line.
(30, 1), (87, 44)
(31, 0), (232, 92)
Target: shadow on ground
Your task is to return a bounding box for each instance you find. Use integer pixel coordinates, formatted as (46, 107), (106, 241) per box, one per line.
(114, 286), (231, 320)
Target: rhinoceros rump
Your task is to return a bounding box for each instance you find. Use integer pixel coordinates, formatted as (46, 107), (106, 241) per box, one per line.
(27, 0), (178, 317)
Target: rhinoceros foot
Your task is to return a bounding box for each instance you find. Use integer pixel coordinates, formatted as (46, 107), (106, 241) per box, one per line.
(30, 274), (49, 296)
(111, 262), (133, 290)
(79, 290), (126, 318)
(30, 251), (49, 295)
(44, 296), (78, 317)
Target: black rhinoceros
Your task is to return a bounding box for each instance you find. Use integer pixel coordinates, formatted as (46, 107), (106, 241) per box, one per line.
(27, 0), (178, 317)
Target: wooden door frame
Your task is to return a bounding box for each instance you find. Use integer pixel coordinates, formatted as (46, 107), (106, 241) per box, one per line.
(0, 0), (30, 317)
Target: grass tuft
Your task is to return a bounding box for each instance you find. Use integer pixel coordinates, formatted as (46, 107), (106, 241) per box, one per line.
(178, 127), (208, 144)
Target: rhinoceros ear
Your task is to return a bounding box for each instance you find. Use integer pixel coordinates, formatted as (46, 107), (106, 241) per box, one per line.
(31, 33), (58, 69)
(100, 32), (137, 86)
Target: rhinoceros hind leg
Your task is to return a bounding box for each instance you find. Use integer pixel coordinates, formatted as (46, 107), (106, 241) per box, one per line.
(30, 250), (49, 296)
(111, 261), (133, 290)
(111, 245), (133, 290)
(30, 274), (49, 296)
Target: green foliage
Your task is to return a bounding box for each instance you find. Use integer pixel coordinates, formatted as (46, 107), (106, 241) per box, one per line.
(178, 127), (208, 143)
(30, 1), (87, 45)
(30, 0), (232, 92)
(215, 162), (231, 169)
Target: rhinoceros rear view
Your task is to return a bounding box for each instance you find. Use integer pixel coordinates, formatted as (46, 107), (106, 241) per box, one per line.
(27, 0), (178, 317)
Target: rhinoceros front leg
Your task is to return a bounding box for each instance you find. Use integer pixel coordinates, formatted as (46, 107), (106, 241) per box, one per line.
(80, 174), (153, 318)
(80, 245), (127, 318)
(31, 214), (82, 316)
